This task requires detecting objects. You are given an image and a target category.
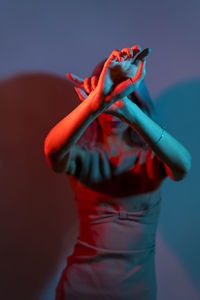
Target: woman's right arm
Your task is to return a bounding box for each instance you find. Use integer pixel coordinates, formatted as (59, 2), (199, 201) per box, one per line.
(44, 89), (108, 172)
(44, 46), (150, 173)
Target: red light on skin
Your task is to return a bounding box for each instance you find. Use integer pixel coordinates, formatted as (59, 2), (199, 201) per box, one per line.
(97, 114), (129, 134)
(97, 111), (125, 127)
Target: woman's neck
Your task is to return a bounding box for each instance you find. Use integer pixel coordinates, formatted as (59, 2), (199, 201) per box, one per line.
(101, 131), (127, 156)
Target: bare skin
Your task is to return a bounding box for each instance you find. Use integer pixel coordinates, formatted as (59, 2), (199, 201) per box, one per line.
(44, 45), (147, 164)
(67, 45), (148, 156)
(44, 45), (192, 180)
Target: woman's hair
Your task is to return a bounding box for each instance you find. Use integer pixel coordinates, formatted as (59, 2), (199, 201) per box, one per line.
(77, 58), (159, 150)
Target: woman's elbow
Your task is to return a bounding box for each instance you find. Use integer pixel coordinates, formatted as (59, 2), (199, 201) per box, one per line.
(185, 151), (192, 174)
(165, 160), (192, 182)
(171, 170), (188, 181)
(174, 151), (192, 181)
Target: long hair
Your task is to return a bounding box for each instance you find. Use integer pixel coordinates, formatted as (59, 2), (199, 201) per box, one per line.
(77, 58), (159, 150)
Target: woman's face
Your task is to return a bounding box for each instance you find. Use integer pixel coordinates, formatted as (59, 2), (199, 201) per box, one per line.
(97, 110), (129, 136)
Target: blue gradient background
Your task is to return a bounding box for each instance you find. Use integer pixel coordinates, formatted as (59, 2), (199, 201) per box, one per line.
(0, 0), (199, 299)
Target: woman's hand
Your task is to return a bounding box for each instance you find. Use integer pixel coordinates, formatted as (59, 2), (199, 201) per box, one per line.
(67, 72), (138, 123)
(67, 44), (151, 106)
(96, 45), (150, 102)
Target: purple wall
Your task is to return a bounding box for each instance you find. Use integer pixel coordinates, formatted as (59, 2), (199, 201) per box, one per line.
(0, 0), (199, 299)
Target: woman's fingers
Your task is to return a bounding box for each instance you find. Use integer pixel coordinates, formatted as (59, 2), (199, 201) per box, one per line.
(112, 49), (123, 62)
(67, 72), (97, 94)
(67, 72), (84, 88)
(130, 45), (141, 60)
(74, 87), (88, 101)
(83, 76), (98, 93)
(121, 45), (148, 63)
(121, 48), (133, 60)
(131, 44), (141, 52)
(67, 72), (99, 102)
(91, 76), (98, 90)
(132, 60), (146, 84)
(84, 77), (91, 93)
(68, 71), (98, 98)
(133, 48), (151, 66)
(120, 45), (150, 65)
(121, 45), (141, 61)
(104, 49), (123, 68)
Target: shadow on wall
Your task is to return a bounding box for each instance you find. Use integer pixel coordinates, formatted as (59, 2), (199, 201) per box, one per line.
(0, 73), (199, 299)
(0, 73), (81, 300)
(154, 78), (200, 299)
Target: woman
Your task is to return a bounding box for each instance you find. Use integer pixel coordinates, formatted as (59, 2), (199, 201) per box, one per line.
(44, 45), (192, 300)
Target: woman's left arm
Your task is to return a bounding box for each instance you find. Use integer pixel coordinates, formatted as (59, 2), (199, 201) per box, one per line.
(67, 71), (192, 182)
(121, 99), (192, 181)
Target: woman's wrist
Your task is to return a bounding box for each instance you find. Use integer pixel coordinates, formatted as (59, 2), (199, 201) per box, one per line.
(120, 99), (139, 125)
(90, 88), (110, 113)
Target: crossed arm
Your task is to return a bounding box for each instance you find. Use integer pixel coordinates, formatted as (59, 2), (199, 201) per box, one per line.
(73, 83), (192, 181)
(70, 79), (192, 182)
(45, 45), (192, 181)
